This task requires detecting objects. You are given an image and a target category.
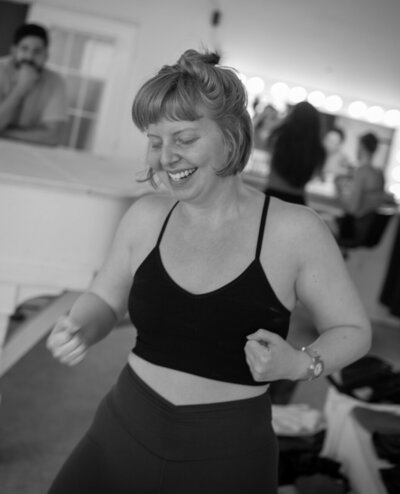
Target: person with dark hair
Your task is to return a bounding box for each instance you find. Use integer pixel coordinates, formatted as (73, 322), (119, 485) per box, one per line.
(46, 49), (371, 494)
(264, 101), (326, 205)
(0, 23), (67, 146)
(335, 131), (385, 242)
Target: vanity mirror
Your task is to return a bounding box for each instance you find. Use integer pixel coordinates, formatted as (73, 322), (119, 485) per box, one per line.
(244, 77), (400, 202)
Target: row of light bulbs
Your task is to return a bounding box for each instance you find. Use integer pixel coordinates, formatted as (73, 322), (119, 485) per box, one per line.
(240, 74), (400, 201)
(242, 76), (400, 128)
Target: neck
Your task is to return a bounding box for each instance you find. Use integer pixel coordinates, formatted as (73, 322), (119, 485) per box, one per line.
(179, 175), (251, 227)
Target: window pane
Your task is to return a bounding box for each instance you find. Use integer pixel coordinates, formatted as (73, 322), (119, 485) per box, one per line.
(81, 39), (114, 78)
(82, 79), (104, 113)
(48, 28), (70, 66)
(60, 114), (76, 148)
(76, 116), (96, 151)
(65, 74), (85, 109)
(69, 32), (90, 71)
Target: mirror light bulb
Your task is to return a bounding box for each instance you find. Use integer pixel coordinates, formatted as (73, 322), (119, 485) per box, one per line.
(307, 90), (325, 108)
(348, 101), (367, 118)
(288, 86), (307, 104)
(384, 109), (400, 128)
(270, 82), (289, 100)
(246, 77), (265, 95)
(366, 105), (384, 123)
(324, 95), (343, 112)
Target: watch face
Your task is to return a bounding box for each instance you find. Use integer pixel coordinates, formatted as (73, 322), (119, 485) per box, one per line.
(314, 362), (323, 376)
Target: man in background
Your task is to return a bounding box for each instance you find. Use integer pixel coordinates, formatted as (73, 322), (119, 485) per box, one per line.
(0, 23), (67, 146)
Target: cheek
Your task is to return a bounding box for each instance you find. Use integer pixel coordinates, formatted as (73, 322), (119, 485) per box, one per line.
(145, 149), (161, 171)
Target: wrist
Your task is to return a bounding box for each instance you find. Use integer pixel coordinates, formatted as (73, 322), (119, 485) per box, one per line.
(294, 347), (314, 380)
(299, 346), (325, 381)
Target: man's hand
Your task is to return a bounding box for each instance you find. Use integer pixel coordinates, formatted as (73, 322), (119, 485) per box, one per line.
(14, 64), (40, 96)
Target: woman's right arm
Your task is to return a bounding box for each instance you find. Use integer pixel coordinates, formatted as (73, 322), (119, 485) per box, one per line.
(46, 198), (145, 365)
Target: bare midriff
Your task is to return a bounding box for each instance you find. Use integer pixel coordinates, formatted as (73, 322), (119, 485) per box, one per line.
(128, 353), (269, 405)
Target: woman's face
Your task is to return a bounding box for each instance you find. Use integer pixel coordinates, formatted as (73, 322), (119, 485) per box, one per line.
(146, 115), (229, 201)
(324, 130), (343, 154)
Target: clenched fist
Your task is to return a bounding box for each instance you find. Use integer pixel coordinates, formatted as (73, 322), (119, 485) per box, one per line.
(244, 329), (304, 382)
(46, 315), (88, 366)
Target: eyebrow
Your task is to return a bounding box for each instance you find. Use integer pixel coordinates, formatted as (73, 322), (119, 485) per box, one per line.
(147, 127), (199, 138)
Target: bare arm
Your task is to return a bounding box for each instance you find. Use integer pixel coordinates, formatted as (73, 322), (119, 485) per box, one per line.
(0, 64), (39, 131)
(47, 203), (137, 364)
(245, 207), (371, 382)
(0, 86), (26, 131)
(1, 120), (65, 146)
(292, 210), (372, 374)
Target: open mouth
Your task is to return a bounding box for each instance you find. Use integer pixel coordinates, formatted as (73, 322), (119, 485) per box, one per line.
(167, 167), (197, 183)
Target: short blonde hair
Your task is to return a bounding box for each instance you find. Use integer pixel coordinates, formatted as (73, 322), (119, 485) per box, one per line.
(132, 49), (253, 180)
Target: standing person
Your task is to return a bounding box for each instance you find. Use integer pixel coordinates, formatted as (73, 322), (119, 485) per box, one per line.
(0, 23), (68, 146)
(335, 132), (385, 243)
(46, 49), (371, 494)
(264, 101), (326, 205)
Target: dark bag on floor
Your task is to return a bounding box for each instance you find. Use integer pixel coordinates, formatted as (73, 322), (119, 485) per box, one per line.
(380, 465), (400, 494)
(277, 431), (349, 491)
(296, 473), (348, 494)
(373, 433), (400, 464)
(328, 355), (400, 404)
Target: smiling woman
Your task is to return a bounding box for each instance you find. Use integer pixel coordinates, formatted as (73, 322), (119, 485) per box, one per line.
(46, 48), (372, 494)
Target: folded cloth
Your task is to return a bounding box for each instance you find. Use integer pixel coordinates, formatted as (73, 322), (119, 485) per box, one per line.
(272, 404), (325, 436)
(321, 386), (400, 494)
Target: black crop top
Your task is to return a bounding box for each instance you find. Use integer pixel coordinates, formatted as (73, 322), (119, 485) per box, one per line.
(129, 196), (291, 385)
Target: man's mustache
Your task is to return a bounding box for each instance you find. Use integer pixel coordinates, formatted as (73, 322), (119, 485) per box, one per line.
(15, 60), (41, 71)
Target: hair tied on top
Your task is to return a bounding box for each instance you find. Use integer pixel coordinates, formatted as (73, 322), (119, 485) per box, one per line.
(176, 49), (221, 74)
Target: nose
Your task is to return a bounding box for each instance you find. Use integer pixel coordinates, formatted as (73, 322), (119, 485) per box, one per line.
(160, 143), (180, 168)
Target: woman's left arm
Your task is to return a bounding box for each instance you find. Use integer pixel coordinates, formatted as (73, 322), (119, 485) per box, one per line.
(245, 208), (372, 382)
(290, 210), (372, 377)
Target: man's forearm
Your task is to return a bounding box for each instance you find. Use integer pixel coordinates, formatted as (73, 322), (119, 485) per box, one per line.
(0, 89), (25, 131)
(1, 123), (63, 147)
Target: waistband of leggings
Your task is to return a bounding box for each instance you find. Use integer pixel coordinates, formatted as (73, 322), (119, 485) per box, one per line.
(125, 363), (271, 417)
(102, 364), (274, 460)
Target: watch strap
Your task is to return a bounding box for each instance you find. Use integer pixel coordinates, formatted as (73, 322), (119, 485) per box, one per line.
(301, 346), (324, 381)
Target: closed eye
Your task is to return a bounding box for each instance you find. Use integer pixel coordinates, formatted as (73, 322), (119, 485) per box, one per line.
(176, 137), (198, 146)
(150, 143), (162, 150)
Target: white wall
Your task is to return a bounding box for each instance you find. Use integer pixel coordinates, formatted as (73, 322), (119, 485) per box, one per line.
(26, 0), (400, 165)
(218, 0), (400, 108)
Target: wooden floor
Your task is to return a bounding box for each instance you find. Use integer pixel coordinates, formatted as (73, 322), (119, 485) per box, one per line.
(0, 300), (399, 494)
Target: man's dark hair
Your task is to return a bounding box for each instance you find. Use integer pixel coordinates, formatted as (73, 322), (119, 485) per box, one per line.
(13, 23), (49, 47)
(360, 132), (379, 155)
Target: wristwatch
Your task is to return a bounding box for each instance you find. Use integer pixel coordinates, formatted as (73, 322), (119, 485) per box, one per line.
(301, 346), (324, 381)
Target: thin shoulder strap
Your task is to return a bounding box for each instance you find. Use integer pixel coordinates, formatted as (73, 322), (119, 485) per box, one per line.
(156, 201), (180, 246)
(255, 195), (270, 259)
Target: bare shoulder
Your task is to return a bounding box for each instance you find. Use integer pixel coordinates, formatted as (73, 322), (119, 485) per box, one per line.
(116, 193), (176, 245)
(267, 197), (341, 262)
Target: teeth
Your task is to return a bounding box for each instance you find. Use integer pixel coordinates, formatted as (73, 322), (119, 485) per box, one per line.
(168, 168), (196, 182)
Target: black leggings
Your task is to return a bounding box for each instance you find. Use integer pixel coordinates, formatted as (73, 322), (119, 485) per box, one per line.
(48, 365), (278, 494)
